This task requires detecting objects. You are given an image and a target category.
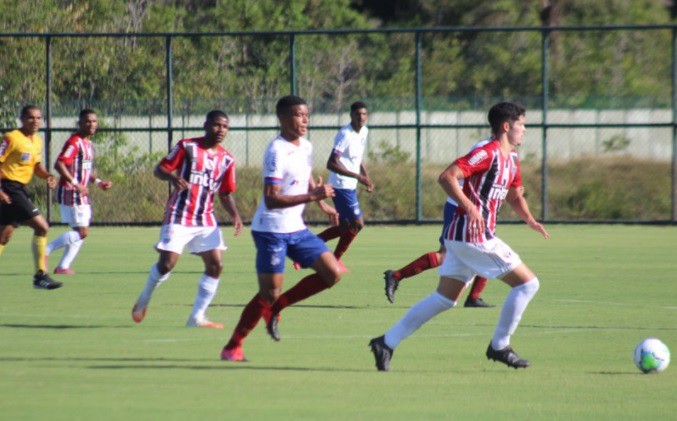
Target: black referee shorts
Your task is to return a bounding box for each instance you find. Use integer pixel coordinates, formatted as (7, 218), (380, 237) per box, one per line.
(0, 180), (42, 227)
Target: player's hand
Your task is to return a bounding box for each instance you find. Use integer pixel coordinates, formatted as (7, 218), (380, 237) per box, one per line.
(0, 190), (11, 205)
(46, 175), (57, 190)
(75, 184), (89, 195)
(529, 220), (550, 239)
(322, 204), (339, 225)
(98, 180), (113, 191)
(329, 211), (339, 226)
(310, 176), (334, 201)
(172, 177), (189, 191)
(232, 216), (243, 237)
(466, 207), (485, 243)
(360, 175), (374, 193)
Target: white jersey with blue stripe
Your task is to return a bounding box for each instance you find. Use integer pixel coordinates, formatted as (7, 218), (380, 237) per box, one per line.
(251, 136), (313, 233)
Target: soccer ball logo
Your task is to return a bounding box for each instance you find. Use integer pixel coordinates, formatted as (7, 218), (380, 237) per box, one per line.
(633, 338), (670, 374)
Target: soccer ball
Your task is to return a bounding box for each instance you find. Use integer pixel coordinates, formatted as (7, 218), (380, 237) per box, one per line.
(633, 338), (670, 374)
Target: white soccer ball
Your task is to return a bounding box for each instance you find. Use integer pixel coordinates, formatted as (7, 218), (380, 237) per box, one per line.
(633, 338), (670, 374)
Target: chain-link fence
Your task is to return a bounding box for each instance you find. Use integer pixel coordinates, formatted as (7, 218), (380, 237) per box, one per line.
(1, 25), (675, 224)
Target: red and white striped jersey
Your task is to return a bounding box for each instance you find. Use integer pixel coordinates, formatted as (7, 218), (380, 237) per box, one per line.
(159, 137), (236, 227)
(447, 140), (522, 243)
(55, 134), (94, 206)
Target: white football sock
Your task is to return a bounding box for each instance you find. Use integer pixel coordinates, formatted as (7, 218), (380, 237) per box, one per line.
(57, 239), (83, 269)
(384, 291), (455, 349)
(491, 278), (540, 350)
(136, 264), (170, 308)
(188, 275), (220, 321)
(46, 230), (81, 255)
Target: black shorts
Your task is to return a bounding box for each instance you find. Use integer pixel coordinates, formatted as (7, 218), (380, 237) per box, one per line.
(0, 180), (42, 227)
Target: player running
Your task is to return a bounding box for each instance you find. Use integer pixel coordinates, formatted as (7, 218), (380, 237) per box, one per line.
(221, 95), (342, 362)
(131, 110), (243, 328)
(295, 101), (373, 272)
(370, 101), (549, 371)
(46, 109), (112, 274)
(382, 139), (495, 308)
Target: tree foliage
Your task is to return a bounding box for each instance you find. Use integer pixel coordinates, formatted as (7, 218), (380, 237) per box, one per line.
(0, 0), (674, 118)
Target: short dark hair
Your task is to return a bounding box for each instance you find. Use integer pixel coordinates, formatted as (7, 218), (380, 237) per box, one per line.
(79, 109), (96, 120)
(488, 101), (525, 134)
(276, 95), (307, 117)
(350, 101), (367, 113)
(206, 109), (228, 122)
(20, 105), (40, 119)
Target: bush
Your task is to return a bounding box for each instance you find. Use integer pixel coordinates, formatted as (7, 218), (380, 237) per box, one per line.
(26, 155), (673, 224)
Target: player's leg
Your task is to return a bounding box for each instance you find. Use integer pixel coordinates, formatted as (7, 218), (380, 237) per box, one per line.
(316, 224), (342, 242)
(0, 224), (15, 255)
(462, 238), (537, 368)
(53, 226), (88, 274)
(184, 248), (224, 328)
(185, 227), (227, 328)
(221, 272), (282, 361)
(50, 205), (89, 274)
(132, 250), (180, 322)
(464, 276), (495, 308)
(132, 224), (187, 323)
(222, 231), (287, 360)
(383, 201), (454, 302)
(266, 230), (341, 340)
(331, 188), (363, 263)
(25, 214), (49, 273)
(486, 262), (539, 368)
(24, 214), (63, 290)
(371, 275), (467, 371)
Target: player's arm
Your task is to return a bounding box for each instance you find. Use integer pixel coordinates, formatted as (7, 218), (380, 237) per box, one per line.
(438, 163), (484, 236)
(263, 175), (334, 210)
(154, 163), (188, 191)
(326, 152), (372, 191)
(310, 174), (339, 225)
(505, 187), (550, 239)
(88, 171), (113, 191)
(34, 162), (57, 189)
(55, 160), (88, 195)
(218, 191), (243, 237)
(0, 138), (10, 203)
(359, 163), (374, 192)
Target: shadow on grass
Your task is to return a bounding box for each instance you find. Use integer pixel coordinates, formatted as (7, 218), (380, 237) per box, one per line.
(208, 303), (364, 310)
(86, 364), (364, 372)
(0, 324), (132, 329)
(0, 356), (364, 372)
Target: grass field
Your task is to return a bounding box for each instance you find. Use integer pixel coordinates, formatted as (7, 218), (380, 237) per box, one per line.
(1, 224), (676, 419)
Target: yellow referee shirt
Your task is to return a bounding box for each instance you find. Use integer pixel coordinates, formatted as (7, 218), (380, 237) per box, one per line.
(0, 129), (44, 185)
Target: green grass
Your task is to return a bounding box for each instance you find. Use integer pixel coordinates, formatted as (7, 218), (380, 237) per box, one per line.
(1, 224), (676, 419)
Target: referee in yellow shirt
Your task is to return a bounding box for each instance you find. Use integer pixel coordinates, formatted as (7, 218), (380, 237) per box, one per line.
(0, 105), (62, 289)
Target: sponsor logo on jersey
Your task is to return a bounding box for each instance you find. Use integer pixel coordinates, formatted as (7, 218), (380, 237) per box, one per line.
(487, 184), (509, 200)
(21, 152), (31, 162)
(189, 170), (217, 191)
(468, 150), (488, 166)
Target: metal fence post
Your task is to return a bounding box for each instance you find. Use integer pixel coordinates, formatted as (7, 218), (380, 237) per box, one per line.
(540, 27), (550, 221)
(672, 28), (677, 222)
(165, 35), (173, 197)
(415, 30), (423, 223)
(45, 35), (53, 224)
(290, 34), (296, 95)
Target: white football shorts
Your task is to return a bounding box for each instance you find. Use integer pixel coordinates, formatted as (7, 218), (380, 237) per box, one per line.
(59, 204), (92, 228)
(155, 224), (227, 255)
(439, 237), (522, 283)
